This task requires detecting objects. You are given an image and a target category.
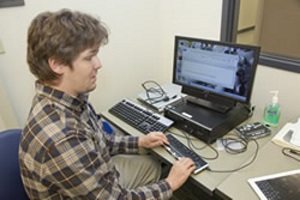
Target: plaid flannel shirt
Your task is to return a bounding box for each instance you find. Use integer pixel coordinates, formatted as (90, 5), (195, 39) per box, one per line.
(19, 82), (172, 200)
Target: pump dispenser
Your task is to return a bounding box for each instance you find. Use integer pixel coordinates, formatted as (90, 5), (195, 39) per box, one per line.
(263, 91), (280, 127)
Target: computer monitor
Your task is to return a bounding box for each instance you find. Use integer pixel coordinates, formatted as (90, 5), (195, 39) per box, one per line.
(173, 36), (260, 113)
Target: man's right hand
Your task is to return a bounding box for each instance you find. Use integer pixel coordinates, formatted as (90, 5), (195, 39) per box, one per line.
(165, 157), (195, 191)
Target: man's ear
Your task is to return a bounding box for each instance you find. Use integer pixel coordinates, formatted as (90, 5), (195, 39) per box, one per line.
(48, 57), (64, 75)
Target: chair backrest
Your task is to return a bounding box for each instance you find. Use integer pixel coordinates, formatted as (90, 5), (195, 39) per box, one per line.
(0, 129), (29, 200)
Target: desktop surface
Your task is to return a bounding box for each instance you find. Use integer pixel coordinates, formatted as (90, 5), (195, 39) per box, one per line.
(102, 99), (275, 198)
(215, 140), (300, 200)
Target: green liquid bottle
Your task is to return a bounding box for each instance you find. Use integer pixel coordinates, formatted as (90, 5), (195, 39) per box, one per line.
(263, 91), (280, 127)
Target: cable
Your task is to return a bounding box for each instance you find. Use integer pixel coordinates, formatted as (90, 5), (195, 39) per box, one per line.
(208, 139), (259, 173)
(168, 129), (219, 160)
(185, 129), (219, 160)
(167, 126), (259, 172)
(219, 134), (248, 154)
(141, 80), (168, 104)
(282, 148), (300, 162)
(237, 102), (255, 117)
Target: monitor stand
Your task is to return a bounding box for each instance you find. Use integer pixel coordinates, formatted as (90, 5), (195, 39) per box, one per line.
(186, 96), (234, 114)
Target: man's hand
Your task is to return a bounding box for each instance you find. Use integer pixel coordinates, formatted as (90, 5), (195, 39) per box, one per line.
(165, 158), (195, 191)
(138, 132), (169, 148)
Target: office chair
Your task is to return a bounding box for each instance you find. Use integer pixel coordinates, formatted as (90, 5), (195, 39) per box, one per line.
(0, 129), (30, 200)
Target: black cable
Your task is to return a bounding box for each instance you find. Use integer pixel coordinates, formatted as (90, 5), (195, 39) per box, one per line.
(208, 139), (259, 173)
(141, 80), (168, 104)
(167, 127), (259, 172)
(219, 134), (248, 154)
(238, 102), (255, 117)
(185, 129), (219, 160)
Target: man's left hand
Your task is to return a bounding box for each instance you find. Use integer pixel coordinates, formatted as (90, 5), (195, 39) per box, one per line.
(138, 132), (169, 148)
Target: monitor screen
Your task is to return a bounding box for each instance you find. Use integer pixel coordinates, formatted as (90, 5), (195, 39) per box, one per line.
(173, 36), (260, 108)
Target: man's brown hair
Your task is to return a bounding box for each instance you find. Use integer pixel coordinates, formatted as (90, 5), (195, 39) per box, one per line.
(27, 9), (108, 84)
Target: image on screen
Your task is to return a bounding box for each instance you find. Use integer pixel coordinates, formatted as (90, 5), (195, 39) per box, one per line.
(173, 36), (260, 105)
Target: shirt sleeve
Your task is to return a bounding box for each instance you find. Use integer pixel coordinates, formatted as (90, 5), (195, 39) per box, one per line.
(104, 133), (140, 155)
(41, 133), (173, 200)
(98, 117), (140, 155)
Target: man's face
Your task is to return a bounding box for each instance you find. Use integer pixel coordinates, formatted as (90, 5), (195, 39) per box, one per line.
(61, 47), (102, 97)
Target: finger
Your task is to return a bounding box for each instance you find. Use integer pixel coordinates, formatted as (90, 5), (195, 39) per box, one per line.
(151, 139), (165, 147)
(179, 157), (195, 167)
(155, 133), (169, 144)
(161, 134), (170, 145)
(181, 158), (196, 170)
(151, 139), (162, 146)
(161, 137), (169, 145)
(178, 157), (191, 163)
(151, 132), (169, 145)
(187, 165), (196, 174)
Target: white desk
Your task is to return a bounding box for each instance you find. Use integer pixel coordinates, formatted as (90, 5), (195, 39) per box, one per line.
(102, 101), (279, 199)
(215, 140), (300, 199)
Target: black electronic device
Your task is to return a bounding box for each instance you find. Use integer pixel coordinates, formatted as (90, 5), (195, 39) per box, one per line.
(164, 98), (250, 144)
(165, 134), (208, 174)
(235, 122), (271, 140)
(164, 36), (260, 143)
(173, 36), (260, 113)
(109, 99), (174, 133)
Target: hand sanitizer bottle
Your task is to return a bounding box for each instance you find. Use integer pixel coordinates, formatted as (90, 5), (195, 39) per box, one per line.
(263, 91), (280, 127)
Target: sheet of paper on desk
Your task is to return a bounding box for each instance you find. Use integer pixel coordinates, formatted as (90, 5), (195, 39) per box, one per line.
(137, 83), (185, 112)
(272, 122), (300, 151)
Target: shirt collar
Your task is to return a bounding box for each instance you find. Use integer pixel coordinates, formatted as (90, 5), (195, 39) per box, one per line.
(35, 81), (89, 112)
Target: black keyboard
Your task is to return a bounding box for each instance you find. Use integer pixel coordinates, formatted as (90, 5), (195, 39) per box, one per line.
(109, 99), (174, 134)
(165, 134), (208, 174)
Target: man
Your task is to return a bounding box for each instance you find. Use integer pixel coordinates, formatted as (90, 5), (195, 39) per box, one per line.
(19, 9), (195, 199)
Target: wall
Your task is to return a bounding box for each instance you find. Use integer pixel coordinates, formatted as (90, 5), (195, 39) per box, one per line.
(0, 78), (18, 130)
(238, 0), (258, 31)
(237, 0), (259, 44)
(251, 65), (300, 124)
(236, 0), (300, 123)
(257, 0), (300, 58)
(0, 0), (222, 127)
(0, 0), (299, 128)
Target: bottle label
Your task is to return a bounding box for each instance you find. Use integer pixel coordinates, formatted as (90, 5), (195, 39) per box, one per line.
(267, 109), (277, 116)
(263, 106), (280, 126)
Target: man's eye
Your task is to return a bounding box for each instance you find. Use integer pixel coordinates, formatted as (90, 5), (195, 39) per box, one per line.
(86, 53), (98, 60)
(85, 56), (93, 61)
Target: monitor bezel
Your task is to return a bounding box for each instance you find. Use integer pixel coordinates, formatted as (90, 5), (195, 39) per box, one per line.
(172, 35), (261, 106)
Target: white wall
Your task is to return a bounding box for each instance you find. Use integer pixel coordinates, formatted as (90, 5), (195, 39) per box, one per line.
(0, 0), (299, 129)
(251, 65), (300, 123)
(0, 0), (223, 127)
(0, 78), (18, 130)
